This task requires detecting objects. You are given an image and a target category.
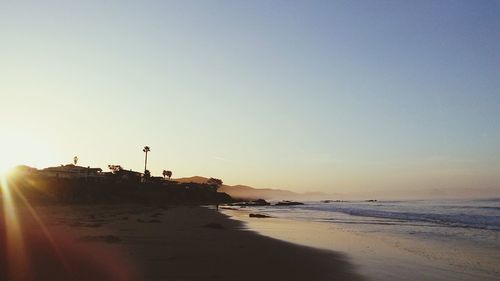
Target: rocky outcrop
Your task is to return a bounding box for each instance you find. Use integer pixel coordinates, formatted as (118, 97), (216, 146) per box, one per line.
(231, 199), (271, 206)
(249, 213), (272, 218)
(275, 201), (304, 206)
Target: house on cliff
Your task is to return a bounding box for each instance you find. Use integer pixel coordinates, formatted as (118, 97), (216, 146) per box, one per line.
(40, 164), (103, 180)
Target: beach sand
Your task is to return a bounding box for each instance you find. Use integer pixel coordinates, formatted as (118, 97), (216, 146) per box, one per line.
(1, 204), (365, 281)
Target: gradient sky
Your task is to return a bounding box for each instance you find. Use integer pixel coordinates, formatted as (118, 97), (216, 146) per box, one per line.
(1, 0), (499, 197)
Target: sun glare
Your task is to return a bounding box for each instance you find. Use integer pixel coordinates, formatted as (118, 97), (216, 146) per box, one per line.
(0, 163), (14, 177)
(0, 129), (57, 173)
(1, 171), (29, 272)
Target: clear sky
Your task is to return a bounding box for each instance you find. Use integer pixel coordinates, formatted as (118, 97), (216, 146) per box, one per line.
(1, 0), (499, 197)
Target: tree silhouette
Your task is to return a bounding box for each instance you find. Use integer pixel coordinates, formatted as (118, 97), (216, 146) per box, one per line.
(207, 178), (223, 191)
(73, 156), (79, 165)
(143, 146), (150, 174)
(162, 170), (172, 180)
(108, 165), (123, 173)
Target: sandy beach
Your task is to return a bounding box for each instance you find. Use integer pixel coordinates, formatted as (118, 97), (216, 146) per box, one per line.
(1, 204), (365, 281)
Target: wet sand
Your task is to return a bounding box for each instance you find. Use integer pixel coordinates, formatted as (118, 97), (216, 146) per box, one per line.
(221, 208), (500, 281)
(1, 204), (365, 281)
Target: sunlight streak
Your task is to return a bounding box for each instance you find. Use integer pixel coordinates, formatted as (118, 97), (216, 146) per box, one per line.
(13, 186), (72, 273)
(1, 176), (29, 281)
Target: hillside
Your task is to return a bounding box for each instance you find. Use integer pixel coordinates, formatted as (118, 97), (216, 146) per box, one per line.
(173, 176), (329, 200)
(5, 174), (232, 205)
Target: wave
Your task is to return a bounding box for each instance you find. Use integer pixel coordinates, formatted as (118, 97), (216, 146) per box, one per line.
(299, 202), (500, 231)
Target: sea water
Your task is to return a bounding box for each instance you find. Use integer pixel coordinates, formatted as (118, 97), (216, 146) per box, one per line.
(257, 199), (499, 244)
(222, 199), (500, 281)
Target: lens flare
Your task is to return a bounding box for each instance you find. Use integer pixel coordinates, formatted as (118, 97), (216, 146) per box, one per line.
(1, 176), (29, 281)
(1, 171), (138, 281)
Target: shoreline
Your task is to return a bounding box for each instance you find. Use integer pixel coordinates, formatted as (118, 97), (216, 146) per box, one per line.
(1, 204), (365, 281)
(221, 207), (500, 281)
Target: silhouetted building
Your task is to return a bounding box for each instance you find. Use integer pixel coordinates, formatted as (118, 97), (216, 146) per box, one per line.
(106, 169), (142, 183)
(41, 164), (103, 180)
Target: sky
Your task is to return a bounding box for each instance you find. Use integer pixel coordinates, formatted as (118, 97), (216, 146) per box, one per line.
(0, 0), (499, 198)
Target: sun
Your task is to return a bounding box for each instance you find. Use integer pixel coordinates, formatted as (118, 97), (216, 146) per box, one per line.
(0, 129), (58, 173)
(0, 155), (19, 177)
(0, 161), (17, 177)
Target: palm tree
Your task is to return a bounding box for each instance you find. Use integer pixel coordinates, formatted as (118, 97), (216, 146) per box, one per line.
(143, 170), (151, 180)
(143, 146), (150, 174)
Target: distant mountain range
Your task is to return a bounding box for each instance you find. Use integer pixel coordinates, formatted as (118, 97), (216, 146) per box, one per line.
(173, 176), (329, 200)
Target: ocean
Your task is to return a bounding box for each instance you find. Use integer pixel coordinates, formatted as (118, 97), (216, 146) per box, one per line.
(222, 199), (500, 281)
(253, 199), (499, 242)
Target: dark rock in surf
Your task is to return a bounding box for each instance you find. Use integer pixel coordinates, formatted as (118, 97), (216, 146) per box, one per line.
(249, 213), (272, 218)
(275, 201), (304, 206)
